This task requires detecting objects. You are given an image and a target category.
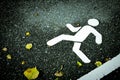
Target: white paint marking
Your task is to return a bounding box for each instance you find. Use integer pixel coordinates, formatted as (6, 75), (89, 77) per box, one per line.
(77, 54), (120, 80)
(47, 19), (102, 63)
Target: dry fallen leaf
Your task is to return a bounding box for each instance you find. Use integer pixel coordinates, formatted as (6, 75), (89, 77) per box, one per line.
(25, 31), (30, 36)
(77, 61), (82, 67)
(25, 43), (32, 50)
(6, 54), (12, 60)
(95, 61), (102, 67)
(2, 47), (7, 51)
(23, 67), (39, 80)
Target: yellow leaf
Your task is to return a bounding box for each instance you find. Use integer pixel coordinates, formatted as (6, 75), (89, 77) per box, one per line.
(21, 61), (25, 65)
(6, 54), (12, 60)
(77, 61), (82, 67)
(25, 32), (30, 36)
(2, 47), (7, 51)
(23, 67), (39, 80)
(25, 43), (32, 50)
(95, 61), (102, 67)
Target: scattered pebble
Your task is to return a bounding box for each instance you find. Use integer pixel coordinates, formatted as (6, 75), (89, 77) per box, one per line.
(2, 47), (7, 51)
(25, 43), (33, 50)
(6, 54), (12, 60)
(95, 61), (102, 67)
(54, 71), (63, 77)
(23, 67), (39, 80)
(77, 61), (82, 67)
(76, 23), (80, 27)
(22, 36), (25, 39)
(25, 31), (30, 36)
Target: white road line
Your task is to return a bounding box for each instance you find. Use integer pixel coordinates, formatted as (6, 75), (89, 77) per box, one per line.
(77, 54), (120, 80)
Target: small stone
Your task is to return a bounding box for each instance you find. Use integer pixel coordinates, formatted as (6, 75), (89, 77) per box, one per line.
(25, 43), (33, 50)
(22, 36), (25, 39)
(76, 23), (80, 27)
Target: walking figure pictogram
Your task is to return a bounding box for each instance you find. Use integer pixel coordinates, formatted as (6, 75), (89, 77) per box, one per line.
(47, 19), (102, 63)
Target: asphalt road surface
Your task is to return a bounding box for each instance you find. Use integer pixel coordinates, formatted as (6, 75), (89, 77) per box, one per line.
(0, 0), (120, 80)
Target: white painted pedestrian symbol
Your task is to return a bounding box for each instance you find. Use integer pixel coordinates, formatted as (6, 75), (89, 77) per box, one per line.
(47, 19), (102, 63)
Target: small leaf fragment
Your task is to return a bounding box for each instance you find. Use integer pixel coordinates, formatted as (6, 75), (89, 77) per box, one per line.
(21, 61), (25, 65)
(105, 57), (111, 62)
(60, 65), (63, 71)
(55, 77), (59, 80)
(77, 61), (82, 67)
(54, 71), (63, 77)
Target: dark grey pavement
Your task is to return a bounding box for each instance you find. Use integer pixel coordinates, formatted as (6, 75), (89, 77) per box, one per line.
(0, 0), (120, 80)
